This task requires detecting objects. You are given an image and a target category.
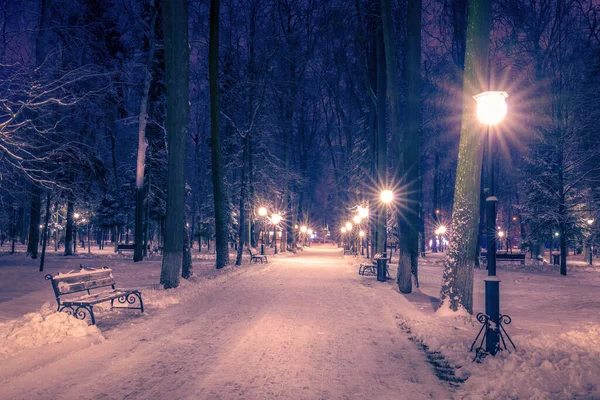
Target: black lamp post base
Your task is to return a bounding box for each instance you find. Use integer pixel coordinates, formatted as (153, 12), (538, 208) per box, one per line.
(470, 312), (516, 361)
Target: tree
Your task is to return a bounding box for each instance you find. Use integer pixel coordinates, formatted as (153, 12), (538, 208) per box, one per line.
(160, 0), (190, 289)
(440, 0), (492, 314)
(134, 0), (158, 262)
(210, 0), (230, 269)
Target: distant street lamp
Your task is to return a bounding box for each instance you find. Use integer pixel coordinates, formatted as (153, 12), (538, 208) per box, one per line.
(271, 213), (282, 254)
(587, 218), (594, 265)
(345, 222), (353, 231)
(472, 90), (514, 357)
(380, 190), (393, 204)
(353, 215), (362, 224)
(73, 212), (80, 254)
(437, 225), (447, 252)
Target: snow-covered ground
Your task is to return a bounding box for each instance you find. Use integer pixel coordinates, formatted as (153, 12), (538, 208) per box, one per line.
(1, 246), (448, 399)
(372, 251), (600, 399)
(1, 245), (599, 399)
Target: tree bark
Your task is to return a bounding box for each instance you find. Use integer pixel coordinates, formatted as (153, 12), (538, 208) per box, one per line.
(27, 184), (42, 258)
(209, 0), (229, 269)
(160, 0), (189, 289)
(64, 198), (74, 256)
(439, 0), (491, 314)
(375, 16), (387, 255)
(134, 1), (157, 262)
(39, 191), (51, 271)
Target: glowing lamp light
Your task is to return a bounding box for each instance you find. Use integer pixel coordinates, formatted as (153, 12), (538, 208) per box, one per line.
(271, 213), (282, 225)
(307, 228), (313, 235)
(39, 224), (44, 228)
(436, 209), (440, 214)
(587, 218), (594, 226)
(498, 231), (505, 238)
(358, 206), (369, 219)
(512, 216), (518, 221)
(345, 222), (353, 231)
(555, 232), (560, 237)
(353, 215), (362, 224)
(434, 229), (440, 236)
(438, 225), (447, 235)
(258, 207), (267, 217)
(341, 227), (347, 234)
(74, 213), (80, 219)
(380, 190), (394, 204)
(473, 91), (509, 125)
(359, 230), (365, 237)
(300, 225), (307, 233)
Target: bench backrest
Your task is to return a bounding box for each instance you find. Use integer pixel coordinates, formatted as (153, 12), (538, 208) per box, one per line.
(45, 266), (115, 298)
(248, 247), (257, 256)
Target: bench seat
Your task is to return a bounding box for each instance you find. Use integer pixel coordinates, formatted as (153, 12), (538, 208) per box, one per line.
(46, 265), (143, 325)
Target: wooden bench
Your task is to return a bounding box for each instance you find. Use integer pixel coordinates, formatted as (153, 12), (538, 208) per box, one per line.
(359, 253), (391, 279)
(248, 247), (268, 263)
(479, 252), (525, 268)
(115, 243), (135, 252)
(45, 265), (144, 325)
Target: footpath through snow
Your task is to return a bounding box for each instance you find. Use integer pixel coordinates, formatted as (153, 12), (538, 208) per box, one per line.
(0, 247), (448, 399)
(2, 247), (600, 399)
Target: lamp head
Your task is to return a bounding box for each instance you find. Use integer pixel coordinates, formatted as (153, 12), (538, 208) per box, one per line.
(353, 215), (362, 224)
(380, 190), (394, 204)
(587, 218), (594, 226)
(300, 225), (307, 233)
(341, 227), (347, 233)
(359, 230), (365, 237)
(307, 228), (313, 235)
(258, 207), (267, 217)
(345, 222), (352, 231)
(498, 230), (505, 237)
(473, 91), (508, 125)
(271, 213), (282, 224)
(357, 206), (369, 219)
(438, 225), (447, 235)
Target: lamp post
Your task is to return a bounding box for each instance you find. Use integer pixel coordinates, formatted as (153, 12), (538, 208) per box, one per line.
(358, 205), (369, 257)
(341, 227), (347, 247)
(587, 218), (594, 265)
(300, 225), (307, 247)
(73, 212), (80, 254)
(473, 90), (510, 356)
(11, 204), (17, 254)
(380, 190), (393, 255)
(271, 213), (281, 255)
(359, 230), (365, 255)
(258, 207), (267, 254)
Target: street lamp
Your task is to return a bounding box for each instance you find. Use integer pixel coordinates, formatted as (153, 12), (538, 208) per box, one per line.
(472, 90), (513, 357)
(380, 190), (393, 204)
(587, 219), (594, 265)
(271, 213), (282, 254)
(353, 215), (362, 224)
(73, 212), (80, 253)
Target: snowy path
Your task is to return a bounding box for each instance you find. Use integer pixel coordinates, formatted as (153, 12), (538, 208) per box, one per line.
(2, 246), (448, 399)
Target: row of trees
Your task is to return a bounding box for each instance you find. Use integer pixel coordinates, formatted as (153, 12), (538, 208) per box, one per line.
(1, 0), (599, 298)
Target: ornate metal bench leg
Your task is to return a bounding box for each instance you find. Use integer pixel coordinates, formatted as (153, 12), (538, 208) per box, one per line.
(136, 292), (144, 313)
(74, 305), (95, 325)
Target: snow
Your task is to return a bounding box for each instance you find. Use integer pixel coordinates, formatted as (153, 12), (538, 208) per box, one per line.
(0, 302), (103, 357)
(377, 252), (600, 399)
(1, 246), (600, 398)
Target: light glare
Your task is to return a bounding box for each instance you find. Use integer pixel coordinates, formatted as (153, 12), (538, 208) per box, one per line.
(473, 91), (508, 125)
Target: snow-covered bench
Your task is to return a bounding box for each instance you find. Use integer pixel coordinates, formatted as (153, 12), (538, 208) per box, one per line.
(479, 252), (525, 268)
(248, 247), (268, 263)
(45, 265), (144, 325)
(359, 253), (391, 279)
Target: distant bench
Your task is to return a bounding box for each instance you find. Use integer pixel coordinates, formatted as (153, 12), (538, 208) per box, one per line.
(479, 252), (525, 267)
(115, 243), (135, 252)
(45, 265), (144, 325)
(248, 247), (268, 263)
(359, 253), (391, 279)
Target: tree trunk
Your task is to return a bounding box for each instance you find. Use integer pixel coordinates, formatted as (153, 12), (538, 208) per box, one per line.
(64, 198), (74, 256)
(160, 0), (189, 289)
(39, 191), (51, 271)
(439, 0), (491, 314)
(375, 17), (387, 255)
(182, 224), (193, 278)
(209, 0), (229, 269)
(235, 134), (250, 265)
(27, 184), (42, 258)
(134, 1), (157, 262)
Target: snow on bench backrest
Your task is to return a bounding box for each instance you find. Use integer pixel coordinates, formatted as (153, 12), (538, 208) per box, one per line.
(48, 267), (115, 296)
